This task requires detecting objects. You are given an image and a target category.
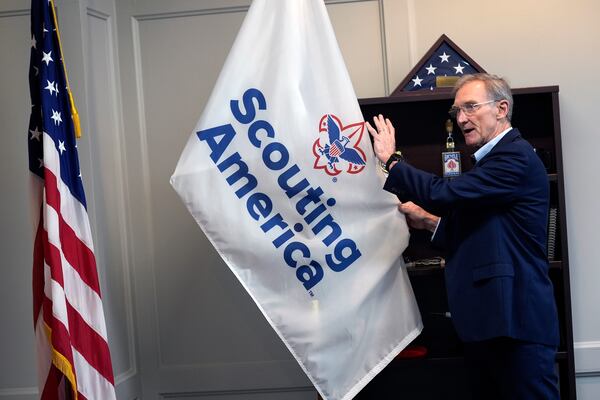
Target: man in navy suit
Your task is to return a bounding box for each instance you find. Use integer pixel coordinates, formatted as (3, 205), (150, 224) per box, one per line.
(366, 73), (559, 399)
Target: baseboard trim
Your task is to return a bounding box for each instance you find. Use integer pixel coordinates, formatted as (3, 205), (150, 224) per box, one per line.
(160, 385), (315, 399)
(0, 386), (37, 398)
(575, 341), (600, 377)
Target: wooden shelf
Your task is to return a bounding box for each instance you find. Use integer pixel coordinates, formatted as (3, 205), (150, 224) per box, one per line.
(550, 260), (562, 269)
(390, 351), (569, 366)
(407, 260), (562, 276)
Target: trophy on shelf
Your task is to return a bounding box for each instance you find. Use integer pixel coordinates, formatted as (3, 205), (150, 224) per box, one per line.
(442, 119), (461, 178)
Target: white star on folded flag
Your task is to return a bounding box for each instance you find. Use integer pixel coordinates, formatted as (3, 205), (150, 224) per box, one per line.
(402, 42), (478, 91)
(412, 75), (423, 87)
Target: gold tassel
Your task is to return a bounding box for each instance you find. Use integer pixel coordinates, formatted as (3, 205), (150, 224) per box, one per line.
(44, 323), (79, 399)
(68, 91), (82, 138)
(50, 0), (83, 139)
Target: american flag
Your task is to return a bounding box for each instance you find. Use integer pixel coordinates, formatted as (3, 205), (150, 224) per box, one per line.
(28, 0), (116, 398)
(401, 42), (478, 91)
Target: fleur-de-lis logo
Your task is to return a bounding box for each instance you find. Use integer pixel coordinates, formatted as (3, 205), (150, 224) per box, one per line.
(312, 115), (366, 176)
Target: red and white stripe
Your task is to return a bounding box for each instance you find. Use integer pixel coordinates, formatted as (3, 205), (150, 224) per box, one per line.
(32, 132), (116, 400)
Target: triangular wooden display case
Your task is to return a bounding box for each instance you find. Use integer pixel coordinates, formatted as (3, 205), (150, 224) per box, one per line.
(391, 34), (486, 96)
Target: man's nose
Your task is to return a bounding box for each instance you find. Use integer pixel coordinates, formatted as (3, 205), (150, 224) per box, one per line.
(456, 109), (468, 125)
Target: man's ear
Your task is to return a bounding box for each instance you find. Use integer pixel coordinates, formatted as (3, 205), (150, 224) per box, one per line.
(496, 100), (509, 119)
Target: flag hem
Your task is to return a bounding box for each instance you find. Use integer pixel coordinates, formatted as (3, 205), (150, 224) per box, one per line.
(171, 176), (422, 400)
(339, 324), (423, 400)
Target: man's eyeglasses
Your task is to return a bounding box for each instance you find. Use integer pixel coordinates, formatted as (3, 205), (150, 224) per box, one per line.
(448, 100), (498, 118)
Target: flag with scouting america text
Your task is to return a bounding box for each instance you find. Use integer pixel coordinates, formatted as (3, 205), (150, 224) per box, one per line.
(171, 1), (422, 399)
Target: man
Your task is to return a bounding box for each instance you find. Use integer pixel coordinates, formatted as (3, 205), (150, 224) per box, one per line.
(366, 73), (559, 399)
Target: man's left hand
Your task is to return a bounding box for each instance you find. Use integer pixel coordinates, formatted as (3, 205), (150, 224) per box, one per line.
(398, 201), (440, 233)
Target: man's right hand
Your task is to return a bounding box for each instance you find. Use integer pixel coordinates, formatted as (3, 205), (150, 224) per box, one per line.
(365, 114), (397, 164)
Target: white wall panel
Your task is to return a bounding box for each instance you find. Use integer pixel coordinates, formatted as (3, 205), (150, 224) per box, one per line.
(327, 1), (385, 97)
(123, 1), (392, 398)
(577, 375), (600, 400)
(381, 0), (411, 91)
(134, 8), (296, 367)
(128, 5), (313, 399)
(85, 6), (138, 385)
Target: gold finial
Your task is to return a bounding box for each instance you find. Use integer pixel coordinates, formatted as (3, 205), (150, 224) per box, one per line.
(445, 119), (455, 150)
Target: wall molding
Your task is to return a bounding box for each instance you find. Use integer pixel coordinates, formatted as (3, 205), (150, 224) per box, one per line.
(0, 386), (37, 398)
(87, 7), (110, 21)
(575, 341), (600, 377)
(134, 5), (249, 21)
(0, 373), (139, 396)
(0, 9), (28, 18)
(87, 6), (139, 387)
(129, 13), (164, 372)
(133, 0), (373, 22)
(405, 0), (418, 68)
(130, 0), (390, 374)
(132, 0), (388, 99)
(376, 0), (389, 95)
(116, 366), (139, 385)
(160, 385), (315, 399)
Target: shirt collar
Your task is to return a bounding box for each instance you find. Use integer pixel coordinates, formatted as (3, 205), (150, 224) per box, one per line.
(472, 127), (513, 163)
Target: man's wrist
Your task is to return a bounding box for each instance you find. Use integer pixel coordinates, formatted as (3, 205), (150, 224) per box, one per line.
(426, 216), (441, 233)
(384, 151), (404, 173)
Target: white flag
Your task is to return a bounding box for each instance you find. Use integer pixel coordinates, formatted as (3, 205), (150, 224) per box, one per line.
(170, 1), (422, 399)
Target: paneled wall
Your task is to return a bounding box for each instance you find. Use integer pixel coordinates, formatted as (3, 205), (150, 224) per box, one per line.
(1, 0), (599, 399)
(114, 1), (390, 398)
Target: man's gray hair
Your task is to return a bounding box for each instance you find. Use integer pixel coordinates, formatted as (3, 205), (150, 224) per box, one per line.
(453, 73), (514, 121)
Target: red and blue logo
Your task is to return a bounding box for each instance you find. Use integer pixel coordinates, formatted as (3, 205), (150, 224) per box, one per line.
(312, 114), (366, 176)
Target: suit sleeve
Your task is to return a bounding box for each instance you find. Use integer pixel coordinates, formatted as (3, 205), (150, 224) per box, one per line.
(431, 217), (446, 250)
(383, 144), (529, 213)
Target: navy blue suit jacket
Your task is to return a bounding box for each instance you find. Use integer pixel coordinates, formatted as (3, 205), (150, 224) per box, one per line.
(384, 128), (559, 345)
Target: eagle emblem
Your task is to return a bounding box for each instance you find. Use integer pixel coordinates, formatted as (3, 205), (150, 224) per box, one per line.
(312, 114), (366, 176)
